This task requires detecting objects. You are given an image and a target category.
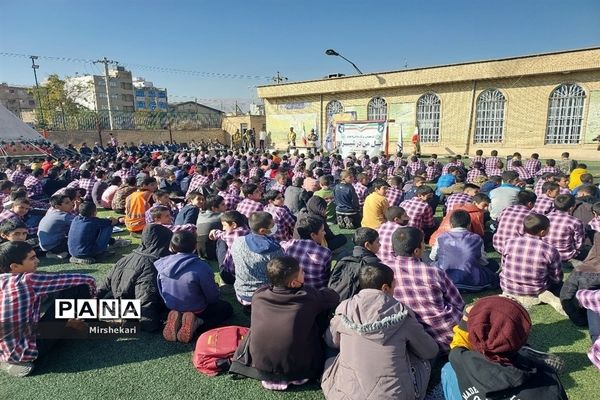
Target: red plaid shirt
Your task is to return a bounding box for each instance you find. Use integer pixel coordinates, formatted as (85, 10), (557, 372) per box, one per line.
(400, 197), (434, 230)
(500, 233), (562, 296)
(469, 156), (486, 167)
(281, 239), (332, 290)
(218, 190), (241, 211)
(525, 158), (541, 176)
(445, 192), (472, 213)
(513, 166), (532, 180)
(442, 162), (462, 175)
(9, 170), (29, 187)
(536, 166), (560, 177)
(576, 289), (600, 370)
(236, 198), (264, 219)
(390, 255), (463, 349)
(492, 204), (532, 254)
(112, 168), (135, 181)
(0, 272), (96, 363)
(187, 174), (211, 195)
(534, 179), (546, 197)
(425, 166), (438, 181)
(559, 187), (571, 195)
(408, 160), (425, 176)
(466, 168), (485, 183)
(270, 182), (287, 193)
(212, 227), (250, 273)
(376, 221), (404, 266)
(543, 210), (584, 261)
(531, 194), (555, 215)
(486, 167), (503, 177)
(353, 182), (368, 206)
(264, 204), (295, 242)
(385, 186), (403, 207)
(24, 176), (43, 197)
(484, 157), (500, 174)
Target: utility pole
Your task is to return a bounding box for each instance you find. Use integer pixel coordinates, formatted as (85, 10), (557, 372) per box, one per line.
(94, 57), (117, 130)
(272, 71), (288, 84)
(29, 55), (45, 128)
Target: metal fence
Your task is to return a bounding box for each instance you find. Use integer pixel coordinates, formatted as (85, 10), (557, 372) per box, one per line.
(40, 111), (223, 131)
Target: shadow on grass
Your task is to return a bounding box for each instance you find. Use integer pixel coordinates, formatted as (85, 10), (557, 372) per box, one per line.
(530, 319), (587, 349)
(554, 351), (593, 390)
(48, 268), (100, 274)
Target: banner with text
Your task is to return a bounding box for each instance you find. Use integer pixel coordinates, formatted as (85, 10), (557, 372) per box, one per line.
(335, 121), (387, 158)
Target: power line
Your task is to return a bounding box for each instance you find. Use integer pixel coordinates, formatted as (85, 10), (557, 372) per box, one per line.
(0, 52), (272, 81)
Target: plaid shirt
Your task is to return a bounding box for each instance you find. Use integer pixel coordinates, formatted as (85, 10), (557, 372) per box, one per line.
(469, 156), (486, 167)
(426, 166), (440, 182)
(408, 160), (425, 176)
(353, 182), (368, 206)
(249, 167), (260, 178)
(112, 168), (134, 181)
(281, 239), (332, 290)
(559, 187), (571, 195)
(466, 168), (485, 183)
(270, 182), (287, 193)
(531, 194), (555, 215)
(445, 192), (473, 212)
(236, 198), (264, 219)
(500, 233), (562, 296)
(212, 227), (250, 273)
(400, 197), (434, 230)
(484, 156), (500, 174)
(534, 179), (546, 197)
(24, 176), (43, 197)
(390, 255), (463, 349)
(385, 186), (403, 207)
(264, 204), (295, 242)
(218, 190), (241, 211)
(376, 221), (404, 266)
(543, 210), (584, 261)
(0, 210), (31, 235)
(187, 174), (211, 195)
(10, 170), (29, 187)
(513, 166), (532, 180)
(0, 272), (96, 363)
(589, 217), (600, 232)
(536, 166), (560, 177)
(576, 289), (600, 370)
(442, 162), (462, 175)
(492, 204), (532, 254)
(78, 177), (98, 201)
(486, 167), (503, 177)
(525, 158), (541, 176)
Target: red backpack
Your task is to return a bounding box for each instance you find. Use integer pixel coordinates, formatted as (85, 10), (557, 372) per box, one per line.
(192, 325), (250, 376)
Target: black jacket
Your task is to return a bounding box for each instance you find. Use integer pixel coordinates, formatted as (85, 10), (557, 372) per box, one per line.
(333, 182), (359, 213)
(572, 195), (596, 227)
(449, 347), (567, 400)
(328, 246), (385, 301)
(97, 224), (173, 331)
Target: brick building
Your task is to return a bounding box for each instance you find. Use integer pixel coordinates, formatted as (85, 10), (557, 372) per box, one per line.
(257, 47), (600, 159)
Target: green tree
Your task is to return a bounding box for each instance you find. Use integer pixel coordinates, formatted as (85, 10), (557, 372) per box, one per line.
(29, 74), (88, 129)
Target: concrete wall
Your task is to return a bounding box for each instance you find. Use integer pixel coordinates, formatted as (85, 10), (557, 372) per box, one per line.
(47, 128), (228, 147)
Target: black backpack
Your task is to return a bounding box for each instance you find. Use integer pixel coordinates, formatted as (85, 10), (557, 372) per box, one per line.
(328, 255), (368, 302)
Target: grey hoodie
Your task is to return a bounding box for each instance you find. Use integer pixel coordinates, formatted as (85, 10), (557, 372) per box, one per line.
(322, 289), (438, 400)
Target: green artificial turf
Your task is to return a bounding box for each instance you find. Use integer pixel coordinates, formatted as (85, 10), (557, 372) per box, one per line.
(2, 158), (600, 399)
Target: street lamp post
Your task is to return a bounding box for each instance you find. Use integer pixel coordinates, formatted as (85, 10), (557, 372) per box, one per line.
(325, 49), (363, 75)
(30, 55), (45, 127)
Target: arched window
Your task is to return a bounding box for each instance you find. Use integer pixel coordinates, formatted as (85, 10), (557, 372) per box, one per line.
(545, 83), (586, 144)
(367, 97), (387, 121)
(416, 93), (441, 143)
(474, 89), (505, 143)
(325, 100), (343, 125)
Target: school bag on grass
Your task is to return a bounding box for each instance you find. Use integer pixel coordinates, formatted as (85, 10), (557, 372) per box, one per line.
(192, 325), (250, 376)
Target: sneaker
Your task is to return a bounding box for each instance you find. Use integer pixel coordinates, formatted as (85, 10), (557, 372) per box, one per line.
(110, 238), (132, 248)
(176, 312), (203, 343)
(163, 310), (183, 342)
(46, 251), (69, 260)
(0, 361), (34, 377)
(69, 256), (95, 265)
(518, 346), (566, 373)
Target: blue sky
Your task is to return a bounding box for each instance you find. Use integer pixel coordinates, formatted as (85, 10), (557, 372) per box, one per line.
(1, 0), (599, 111)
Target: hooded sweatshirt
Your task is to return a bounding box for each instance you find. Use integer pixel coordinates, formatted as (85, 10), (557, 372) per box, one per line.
(322, 289), (438, 400)
(155, 253), (220, 312)
(97, 224), (172, 331)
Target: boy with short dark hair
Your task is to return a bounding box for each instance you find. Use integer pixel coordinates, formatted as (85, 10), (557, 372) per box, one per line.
(333, 170), (360, 229)
(156, 231), (233, 343)
(532, 181), (559, 215)
(385, 176), (404, 207)
(125, 177), (158, 233)
(282, 216), (332, 290)
(209, 211), (250, 284)
(501, 213), (565, 314)
(231, 211), (284, 305)
(0, 219), (28, 243)
(543, 194), (585, 262)
(173, 190), (204, 226)
(313, 175), (336, 223)
(236, 183), (264, 219)
(353, 173), (369, 207)
(37, 195), (76, 259)
(400, 186), (436, 239)
(376, 206), (409, 266)
(264, 190), (296, 242)
(390, 227), (464, 350)
(489, 170), (521, 221)
(229, 256), (339, 390)
(525, 152), (541, 176)
(0, 241), (96, 377)
(445, 183), (479, 213)
(361, 179), (390, 229)
(493, 190), (537, 254)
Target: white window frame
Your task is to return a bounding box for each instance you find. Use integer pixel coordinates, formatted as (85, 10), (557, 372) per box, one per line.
(367, 96), (387, 121)
(545, 83), (586, 145)
(416, 93), (441, 143)
(474, 89), (505, 143)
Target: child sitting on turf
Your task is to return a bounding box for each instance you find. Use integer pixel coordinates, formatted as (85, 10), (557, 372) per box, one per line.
(67, 202), (128, 264)
(0, 219), (28, 243)
(329, 227), (386, 301)
(111, 176), (137, 214)
(313, 175), (336, 223)
(400, 185), (437, 240)
(322, 263), (438, 400)
(430, 210), (499, 292)
(543, 194), (586, 264)
(174, 190), (204, 225)
(0, 198), (31, 237)
(376, 206), (410, 266)
(429, 193), (490, 246)
(361, 179), (390, 229)
(156, 231), (233, 343)
(229, 256), (340, 390)
(282, 216), (332, 290)
(532, 181), (559, 215)
(231, 211), (284, 305)
(333, 170), (360, 229)
(149, 206), (196, 233)
(145, 190), (177, 224)
(390, 227), (464, 350)
(0, 241), (96, 377)
(37, 194), (76, 259)
(263, 190), (296, 242)
(500, 213), (565, 314)
(97, 223), (173, 332)
(209, 211), (250, 285)
(125, 177), (158, 234)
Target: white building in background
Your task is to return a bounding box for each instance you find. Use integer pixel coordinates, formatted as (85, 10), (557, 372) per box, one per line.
(64, 66), (135, 112)
(132, 77), (168, 111)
